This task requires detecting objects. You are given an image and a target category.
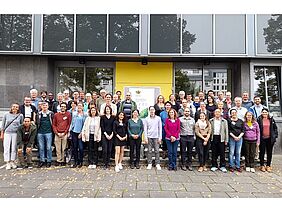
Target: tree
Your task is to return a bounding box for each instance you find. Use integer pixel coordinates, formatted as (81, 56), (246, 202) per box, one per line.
(263, 14), (282, 54)
(175, 69), (197, 95)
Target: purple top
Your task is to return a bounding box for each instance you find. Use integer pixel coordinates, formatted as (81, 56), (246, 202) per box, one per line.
(164, 118), (180, 140)
(243, 122), (260, 145)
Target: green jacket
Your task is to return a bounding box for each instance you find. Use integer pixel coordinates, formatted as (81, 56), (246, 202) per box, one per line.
(17, 123), (37, 148)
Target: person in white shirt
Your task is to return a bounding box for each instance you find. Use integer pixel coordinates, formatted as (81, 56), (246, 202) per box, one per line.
(100, 94), (117, 116)
(144, 106), (162, 171)
(230, 97), (248, 121)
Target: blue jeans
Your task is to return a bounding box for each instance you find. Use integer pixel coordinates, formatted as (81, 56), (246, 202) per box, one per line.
(229, 137), (243, 169)
(37, 133), (53, 163)
(166, 139), (179, 169)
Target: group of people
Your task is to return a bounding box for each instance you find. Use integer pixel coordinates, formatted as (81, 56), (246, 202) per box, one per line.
(0, 88), (278, 173)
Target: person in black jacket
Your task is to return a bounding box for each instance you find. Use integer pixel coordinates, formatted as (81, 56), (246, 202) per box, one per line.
(194, 102), (212, 122)
(100, 105), (115, 169)
(19, 97), (37, 123)
(257, 108), (278, 172)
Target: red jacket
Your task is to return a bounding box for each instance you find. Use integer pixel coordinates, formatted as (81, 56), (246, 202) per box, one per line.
(164, 118), (180, 140)
(52, 111), (71, 134)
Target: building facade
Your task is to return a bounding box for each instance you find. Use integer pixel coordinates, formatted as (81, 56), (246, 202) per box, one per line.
(0, 14), (282, 152)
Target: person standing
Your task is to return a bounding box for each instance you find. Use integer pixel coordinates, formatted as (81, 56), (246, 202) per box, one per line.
(257, 108), (278, 172)
(83, 93), (92, 112)
(249, 96), (267, 119)
(47, 92), (57, 112)
(96, 89), (107, 111)
(112, 94), (121, 112)
(30, 88), (41, 110)
(113, 112), (128, 173)
(228, 109), (245, 172)
(241, 92), (254, 110)
(179, 108), (195, 171)
(144, 106), (162, 171)
(100, 93), (117, 116)
(19, 97), (37, 123)
(210, 109), (229, 173)
(128, 109), (143, 169)
(52, 93), (64, 113)
(206, 96), (217, 118)
(195, 102), (212, 122)
(230, 97), (248, 121)
(16, 117), (37, 169)
(224, 91), (234, 110)
(154, 95), (165, 116)
(243, 111), (260, 173)
(100, 106), (115, 169)
(178, 99), (193, 118)
(1, 103), (24, 170)
(164, 109), (180, 171)
(169, 94), (181, 112)
(36, 102), (54, 168)
(160, 101), (172, 159)
(193, 96), (201, 112)
(195, 112), (211, 172)
(217, 101), (229, 120)
(69, 102), (88, 168)
(82, 107), (101, 169)
(119, 92), (137, 120)
(52, 102), (71, 166)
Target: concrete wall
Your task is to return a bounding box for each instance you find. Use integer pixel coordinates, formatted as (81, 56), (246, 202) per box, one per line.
(0, 56), (54, 108)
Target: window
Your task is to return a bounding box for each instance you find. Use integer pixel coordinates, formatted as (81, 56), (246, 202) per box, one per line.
(215, 15), (246, 54)
(76, 15), (107, 52)
(108, 14), (139, 53)
(0, 14), (32, 51)
(150, 14), (180, 53)
(43, 14), (74, 52)
(253, 66), (281, 117)
(257, 14), (282, 54)
(182, 15), (212, 54)
(57, 67), (113, 94)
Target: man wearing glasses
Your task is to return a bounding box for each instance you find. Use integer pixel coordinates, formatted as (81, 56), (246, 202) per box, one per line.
(52, 102), (72, 166)
(119, 92), (137, 120)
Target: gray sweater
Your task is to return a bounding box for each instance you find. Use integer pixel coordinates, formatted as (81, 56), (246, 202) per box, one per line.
(1, 113), (24, 133)
(143, 115), (162, 140)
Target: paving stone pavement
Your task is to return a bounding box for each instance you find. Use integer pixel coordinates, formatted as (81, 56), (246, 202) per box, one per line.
(0, 156), (282, 198)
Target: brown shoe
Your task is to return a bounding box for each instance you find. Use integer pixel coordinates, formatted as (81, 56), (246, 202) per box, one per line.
(266, 166), (272, 172)
(198, 166), (204, 172)
(260, 166), (266, 172)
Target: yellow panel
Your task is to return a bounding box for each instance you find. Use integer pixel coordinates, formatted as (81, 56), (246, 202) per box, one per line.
(115, 62), (173, 101)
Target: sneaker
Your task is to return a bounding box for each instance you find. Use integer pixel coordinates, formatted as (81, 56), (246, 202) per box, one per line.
(70, 164), (77, 168)
(77, 164), (82, 168)
(130, 164), (135, 169)
(211, 167), (218, 172)
(198, 166), (203, 172)
(27, 164), (33, 169)
(260, 166), (266, 172)
(46, 162), (51, 168)
(115, 165), (120, 173)
(156, 164), (161, 170)
(229, 167), (235, 173)
(136, 164), (140, 169)
(6, 163), (11, 170)
(147, 164), (152, 170)
(203, 166), (207, 171)
(118, 163), (123, 170)
(93, 165), (97, 169)
(246, 167), (251, 172)
(236, 167), (242, 173)
(38, 162), (45, 168)
(220, 167), (227, 173)
(266, 166), (272, 172)
(168, 166), (173, 171)
(17, 165), (24, 170)
(181, 165), (187, 171)
(187, 165), (193, 171)
(10, 162), (17, 169)
(88, 165), (93, 169)
(250, 168), (255, 173)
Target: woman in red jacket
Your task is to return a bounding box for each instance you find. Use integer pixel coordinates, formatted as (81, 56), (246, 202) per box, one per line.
(164, 109), (180, 171)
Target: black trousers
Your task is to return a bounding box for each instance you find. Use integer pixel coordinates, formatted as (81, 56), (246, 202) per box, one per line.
(196, 137), (210, 166)
(88, 134), (99, 165)
(129, 137), (142, 165)
(102, 135), (113, 166)
(211, 135), (226, 168)
(259, 138), (274, 167)
(180, 135), (194, 166)
(245, 140), (257, 168)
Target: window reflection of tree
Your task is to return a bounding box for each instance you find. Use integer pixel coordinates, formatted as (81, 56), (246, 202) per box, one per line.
(59, 68), (84, 92)
(43, 14), (74, 52)
(86, 68), (113, 93)
(0, 14), (32, 51)
(175, 69), (200, 96)
(263, 14), (282, 54)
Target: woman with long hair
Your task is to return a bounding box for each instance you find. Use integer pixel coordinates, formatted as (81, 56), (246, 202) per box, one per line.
(257, 108), (278, 172)
(100, 105), (115, 169)
(206, 96), (217, 118)
(154, 95), (165, 116)
(195, 112), (211, 172)
(169, 94), (181, 112)
(82, 107), (101, 169)
(243, 111), (260, 173)
(1, 103), (23, 170)
(164, 109), (180, 171)
(113, 112), (127, 172)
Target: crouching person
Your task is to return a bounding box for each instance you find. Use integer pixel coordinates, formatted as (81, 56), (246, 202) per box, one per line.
(17, 117), (37, 169)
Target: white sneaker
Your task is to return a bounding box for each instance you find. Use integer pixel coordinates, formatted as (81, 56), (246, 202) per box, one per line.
(10, 162), (17, 169)
(147, 164), (152, 170)
(118, 163), (123, 170)
(250, 168), (256, 173)
(115, 165), (120, 173)
(93, 165), (97, 169)
(156, 164), (161, 170)
(246, 167), (251, 172)
(6, 163), (11, 170)
(211, 167), (218, 172)
(88, 165), (93, 169)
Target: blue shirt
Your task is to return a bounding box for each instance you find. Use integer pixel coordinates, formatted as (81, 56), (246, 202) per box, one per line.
(70, 112), (87, 133)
